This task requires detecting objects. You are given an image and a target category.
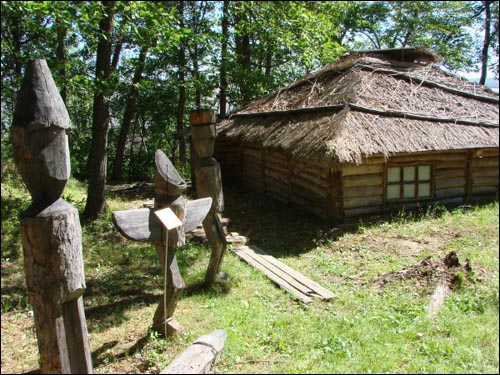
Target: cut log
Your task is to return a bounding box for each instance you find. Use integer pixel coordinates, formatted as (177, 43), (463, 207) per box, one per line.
(161, 330), (227, 374)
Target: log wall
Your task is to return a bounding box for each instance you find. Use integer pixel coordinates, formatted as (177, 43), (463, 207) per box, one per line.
(215, 135), (499, 222)
(341, 149), (499, 219)
(470, 148), (499, 203)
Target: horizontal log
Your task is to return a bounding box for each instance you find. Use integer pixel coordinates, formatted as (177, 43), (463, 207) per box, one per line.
(470, 186), (498, 195)
(243, 178), (263, 193)
(344, 205), (383, 218)
(292, 157), (326, 169)
(478, 149), (499, 158)
(265, 176), (289, 192)
(391, 153), (467, 163)
(434, 187), (466, 199)
(434, 168), (465, 179)
(242, 148), (262, 159)
(342, 173), (383, 188)
(265, 163), (289, 175)
(472, 167), (499, 178)
(343, 185), (383, 199)
(434, 161), (467, 170)
(342, 164), (383, 177)
(343, 196), (384, 209)
(292, 168), (329, 187)
(161, 330), (227, 374)
(435, 177), (466, 190)
(265, 153), (289, 168)
(291, 178), (329, 200)
(471, 157), (499, 168)
(472, 176), (499, 187)
(266, 190), (289, 204)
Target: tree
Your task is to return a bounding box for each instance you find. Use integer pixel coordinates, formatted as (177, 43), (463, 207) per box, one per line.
(83, 1), (116, 219)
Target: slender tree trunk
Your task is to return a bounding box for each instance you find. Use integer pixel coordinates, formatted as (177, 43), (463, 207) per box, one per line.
(479, 0), (491, 85)
(234, 8), (252, 106)
(84, 1), (115, 219)
(219, 0), (229, 117)
(176, 0), (187, 166)
(55, 19), (67, 104)
(112, 45), (148, 181)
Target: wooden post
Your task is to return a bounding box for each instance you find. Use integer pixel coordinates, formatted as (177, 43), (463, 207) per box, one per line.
(190, 109), (228, 284)
(11, 59), (93, 374)
(151, 149), (187, 337)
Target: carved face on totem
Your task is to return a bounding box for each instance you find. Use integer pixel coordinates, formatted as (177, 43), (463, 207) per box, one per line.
(10, 59), (71, 209)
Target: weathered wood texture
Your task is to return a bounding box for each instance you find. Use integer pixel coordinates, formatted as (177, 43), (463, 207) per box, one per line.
(111, 198), (212, 242)
(161, 330), (227, 374)
(231, 245), (334, 303)
(191, 109), (227, 285)
(216, 135), (498, 222)
(152, 192), (187, 337)
(20, 199), (92, 374)
(11, 59), (71, 210)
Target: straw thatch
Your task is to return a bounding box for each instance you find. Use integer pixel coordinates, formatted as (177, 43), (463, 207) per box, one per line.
(217, 47), (499, 166)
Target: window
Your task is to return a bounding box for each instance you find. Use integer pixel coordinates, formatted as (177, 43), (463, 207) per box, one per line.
(386, 165), (432, 201)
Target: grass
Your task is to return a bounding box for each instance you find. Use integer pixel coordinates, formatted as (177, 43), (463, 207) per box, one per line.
(1, 167), (498, 374)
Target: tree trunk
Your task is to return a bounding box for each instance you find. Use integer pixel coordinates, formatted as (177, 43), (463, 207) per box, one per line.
(219, 0), (229, 117)
(84, 0), (115, 219)
(177, 0), (187, 166)
(112, 45), (148, 181)
(55, 19), (67, 104)
(479, 0), (491, 85)
(234, 8), (252, 107)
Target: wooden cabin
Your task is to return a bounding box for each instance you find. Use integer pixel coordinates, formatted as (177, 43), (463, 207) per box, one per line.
(215, 47), (499, 222)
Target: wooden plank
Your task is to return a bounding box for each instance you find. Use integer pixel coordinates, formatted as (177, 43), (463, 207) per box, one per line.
(343, 185), (383, 199)
(248, 245), (334, 300)
(435, 177), (466, 190)
(342, 164), (383, 177)
(342, 173), (383, 188)
(472, 166), (499, 178)
(232, 247), (314, 303)
(184, 198), (213, 233)
(471, 157), (499, 168)
(472, 176), (499, 187)
(343, 196), (384, 209)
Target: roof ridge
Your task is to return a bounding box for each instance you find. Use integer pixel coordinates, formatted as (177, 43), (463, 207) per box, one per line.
(232, 103), (499, 128)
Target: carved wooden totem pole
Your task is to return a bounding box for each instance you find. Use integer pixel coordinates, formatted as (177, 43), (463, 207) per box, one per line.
(190, 109), (227, 284)
(11, 59), (93, 374)
(112, 150), (212, 337)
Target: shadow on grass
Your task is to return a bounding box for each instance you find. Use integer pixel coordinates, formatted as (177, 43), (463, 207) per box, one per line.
(221, 184), (491, 258)
(91, 334), (152, 368)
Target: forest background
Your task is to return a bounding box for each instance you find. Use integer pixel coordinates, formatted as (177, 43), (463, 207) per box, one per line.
(1, 0), (499, 219)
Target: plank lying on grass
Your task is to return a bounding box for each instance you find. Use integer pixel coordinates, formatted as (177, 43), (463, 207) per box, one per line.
(231, 245), (334, 303)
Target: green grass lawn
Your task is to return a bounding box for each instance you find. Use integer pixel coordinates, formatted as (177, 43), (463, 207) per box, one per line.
(1, 171), (498, 374)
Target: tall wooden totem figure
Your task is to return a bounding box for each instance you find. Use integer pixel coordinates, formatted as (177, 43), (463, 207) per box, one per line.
(190, 109), (227, 284)
(10, 59), (93, 373)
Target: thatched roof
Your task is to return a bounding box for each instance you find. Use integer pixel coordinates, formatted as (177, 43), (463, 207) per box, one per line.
(217, 47), (499, 165)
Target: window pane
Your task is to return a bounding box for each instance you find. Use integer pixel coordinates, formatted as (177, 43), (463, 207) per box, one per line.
(418, 183), (430, 197)
(418, 165), (431, 180)
(403, 166), (415, 181)
(387, 167), (400, 183)
(403, 183), (415, 198)
(387, 185), (400, 199)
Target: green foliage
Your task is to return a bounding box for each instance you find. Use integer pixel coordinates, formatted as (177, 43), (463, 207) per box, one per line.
(1, 1), (496, 192)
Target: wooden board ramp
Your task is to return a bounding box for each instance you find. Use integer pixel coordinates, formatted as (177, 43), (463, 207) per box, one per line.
(231, 245), (334, 303)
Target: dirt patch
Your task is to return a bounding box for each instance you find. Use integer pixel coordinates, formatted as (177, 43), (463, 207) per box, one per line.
(376, 251), (475, 318)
